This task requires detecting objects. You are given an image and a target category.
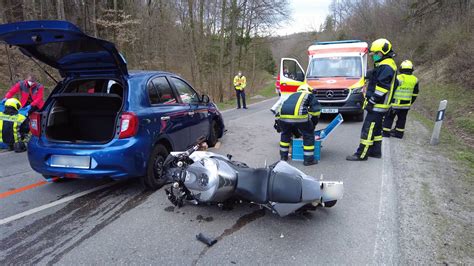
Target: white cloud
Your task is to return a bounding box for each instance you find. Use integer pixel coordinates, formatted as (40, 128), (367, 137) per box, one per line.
(273, 0), (332, 36)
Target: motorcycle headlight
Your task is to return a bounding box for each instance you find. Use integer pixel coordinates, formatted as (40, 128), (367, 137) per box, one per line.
(352, 87), (363, 94)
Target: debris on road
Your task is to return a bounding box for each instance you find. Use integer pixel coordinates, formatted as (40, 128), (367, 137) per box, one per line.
(196, 233), (218, 247)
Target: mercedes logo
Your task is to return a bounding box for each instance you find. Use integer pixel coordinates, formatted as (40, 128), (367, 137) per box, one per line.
(326, 90), (335, 98)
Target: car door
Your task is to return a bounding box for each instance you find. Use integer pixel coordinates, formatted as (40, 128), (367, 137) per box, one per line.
(145, 76), (190, 151)
(279, 58), (305, 95)
(169, 77), (209, 145)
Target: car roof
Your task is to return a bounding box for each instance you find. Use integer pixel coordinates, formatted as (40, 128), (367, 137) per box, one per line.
(128, 70), (180, 80)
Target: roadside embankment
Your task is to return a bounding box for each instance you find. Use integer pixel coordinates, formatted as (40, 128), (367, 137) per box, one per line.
(391, 112), (473, 264)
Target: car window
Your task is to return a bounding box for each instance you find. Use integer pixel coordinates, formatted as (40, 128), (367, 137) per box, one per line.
(148, 77), (177, 105)
(171, 77), (199, 104)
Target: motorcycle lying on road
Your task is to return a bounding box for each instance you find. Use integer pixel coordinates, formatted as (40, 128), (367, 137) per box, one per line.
(162, 143), (343, 217)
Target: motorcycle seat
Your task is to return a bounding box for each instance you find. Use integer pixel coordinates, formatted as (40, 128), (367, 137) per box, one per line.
(234, 168), (271, 204)
(268, 171), (302, 203)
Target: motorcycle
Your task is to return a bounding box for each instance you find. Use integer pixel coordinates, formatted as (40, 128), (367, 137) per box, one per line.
(162, 143), (343, 217)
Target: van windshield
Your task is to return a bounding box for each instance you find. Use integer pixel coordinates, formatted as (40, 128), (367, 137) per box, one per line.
(307, 56), (362, 78)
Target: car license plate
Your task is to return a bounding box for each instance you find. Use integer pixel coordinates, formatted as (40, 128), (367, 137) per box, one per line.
(50, 155), (91, 169)
(321, 108), (339, 114)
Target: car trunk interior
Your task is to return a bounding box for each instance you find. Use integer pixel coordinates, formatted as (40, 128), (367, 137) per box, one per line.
(45, 79), (124, 143)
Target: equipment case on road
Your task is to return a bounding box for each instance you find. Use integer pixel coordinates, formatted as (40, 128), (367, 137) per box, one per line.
(292, 114), (344, 161)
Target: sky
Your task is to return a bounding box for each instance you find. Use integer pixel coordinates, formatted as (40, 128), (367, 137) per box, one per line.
(274, 0), (332, 36)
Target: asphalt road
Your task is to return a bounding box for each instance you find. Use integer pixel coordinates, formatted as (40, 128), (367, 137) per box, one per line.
(0, 98), (399, 264)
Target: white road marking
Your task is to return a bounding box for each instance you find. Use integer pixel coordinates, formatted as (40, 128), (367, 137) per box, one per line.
(373, 138), (399, 263)
(0, 182), (116, 226)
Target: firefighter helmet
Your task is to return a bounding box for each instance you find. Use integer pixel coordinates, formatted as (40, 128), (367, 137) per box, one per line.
(370, 38), (392, 55)
(297, 84), (312, 93)
(5, 98), (21, 111)
(400, 60), (414, 71)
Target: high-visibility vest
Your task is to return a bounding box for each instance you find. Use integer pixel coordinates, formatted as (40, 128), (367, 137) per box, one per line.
(279, 91), (321, 122)
(233, 75), (246, 90)
(0, 112), (27, 144)
(372, 58), (397, 112)
(392, 74), (418, 109)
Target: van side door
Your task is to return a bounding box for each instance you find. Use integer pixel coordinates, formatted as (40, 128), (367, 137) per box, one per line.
(279, 58), (305, 95)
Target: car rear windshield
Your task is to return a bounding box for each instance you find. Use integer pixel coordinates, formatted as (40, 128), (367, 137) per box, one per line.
(63, 79), (123, 98)
(307, 56), (362, 78)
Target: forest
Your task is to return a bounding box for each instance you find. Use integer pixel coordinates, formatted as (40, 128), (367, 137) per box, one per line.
(0, 0), (288, 102)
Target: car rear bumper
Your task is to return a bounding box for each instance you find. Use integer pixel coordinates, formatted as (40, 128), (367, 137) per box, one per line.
(27, 137), (148, 180)
(319, 93), (364, 114)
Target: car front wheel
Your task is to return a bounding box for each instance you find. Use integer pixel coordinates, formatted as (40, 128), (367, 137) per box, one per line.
(144, 144), (169, 190)
(207, 120), (219, 147)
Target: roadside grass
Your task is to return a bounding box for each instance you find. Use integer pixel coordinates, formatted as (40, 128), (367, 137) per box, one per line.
(411, 81), (474, 176)
(410, 110), (474, 178)
(216, 81), (277, 111)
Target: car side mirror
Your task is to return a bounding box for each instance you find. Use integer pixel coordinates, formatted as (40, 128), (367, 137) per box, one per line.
(201, 95), (210, 104)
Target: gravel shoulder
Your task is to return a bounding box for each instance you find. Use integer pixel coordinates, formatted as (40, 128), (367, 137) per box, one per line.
(390, 113), (473, 264)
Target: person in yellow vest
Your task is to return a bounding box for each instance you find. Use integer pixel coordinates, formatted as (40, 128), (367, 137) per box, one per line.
(0, 98), (28, 152)
(347, 38), (397, 161)
(382, 60), (419, 139)
(278, 84), (321, 166)
(233, 71), (247, 109)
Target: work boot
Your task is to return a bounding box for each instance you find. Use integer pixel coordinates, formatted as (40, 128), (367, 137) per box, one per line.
(367, 153), (382, 159)
(243, 107), (248, 109)
(303, 159), (318, 166)
(390, 131), (403, 139)
(346, 154), (368, 161)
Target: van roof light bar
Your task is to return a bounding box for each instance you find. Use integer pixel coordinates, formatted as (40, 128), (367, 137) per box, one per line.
(314, 40), (363, 45)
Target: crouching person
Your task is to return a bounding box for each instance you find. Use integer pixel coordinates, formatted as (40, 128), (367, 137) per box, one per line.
(278, 84), (320, 166)
(0, 98), (28, 152)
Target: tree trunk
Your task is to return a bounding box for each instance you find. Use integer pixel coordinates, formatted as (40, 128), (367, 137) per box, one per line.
(217, 0), (227, 102)
(228, 0), (238, 99)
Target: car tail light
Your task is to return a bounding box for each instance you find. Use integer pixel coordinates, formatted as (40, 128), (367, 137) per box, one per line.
(29, 112), (41, 137)
(119, 112), (139, 139)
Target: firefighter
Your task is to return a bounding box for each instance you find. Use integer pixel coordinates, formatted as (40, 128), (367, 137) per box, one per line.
(382, 60), (419, 139)
(3, 74), (45, 114)
(0, 98), (28, 152)
(279, 84), (321, 166)
(233, 71), (247, 109)
(346, 38), (397, 161)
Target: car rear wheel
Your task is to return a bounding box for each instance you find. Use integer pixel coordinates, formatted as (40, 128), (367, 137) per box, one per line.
(207, 120), (219, 147)
(144, 144), (169, 190)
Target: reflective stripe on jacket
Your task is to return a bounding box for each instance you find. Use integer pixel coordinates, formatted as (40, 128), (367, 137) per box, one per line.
(0, 112), (27, 144)
(279, 91), (321, 122)
(366, 58), (397, 112)
(233, 76), (246, 90)
(392, 74), (418, 109)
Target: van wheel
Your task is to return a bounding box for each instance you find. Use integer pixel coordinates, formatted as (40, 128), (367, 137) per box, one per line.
(355, 112), (364, 122)
(207, 120), (219, 147)
(323, 200), (337, 208)
(144, 144), (169, 190)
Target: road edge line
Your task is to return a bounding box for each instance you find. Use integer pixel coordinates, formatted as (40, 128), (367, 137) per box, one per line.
(373, 138), (400, 263)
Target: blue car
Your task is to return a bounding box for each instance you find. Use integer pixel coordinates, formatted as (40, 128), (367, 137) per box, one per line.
(0, 20), (224, 189)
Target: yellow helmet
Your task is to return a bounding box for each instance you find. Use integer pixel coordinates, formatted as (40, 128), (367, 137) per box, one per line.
(5, 98), (21, 111)
(297, 84), (312, 93)
(370, 38), (392, 55)
(400, 60), (414, 70)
